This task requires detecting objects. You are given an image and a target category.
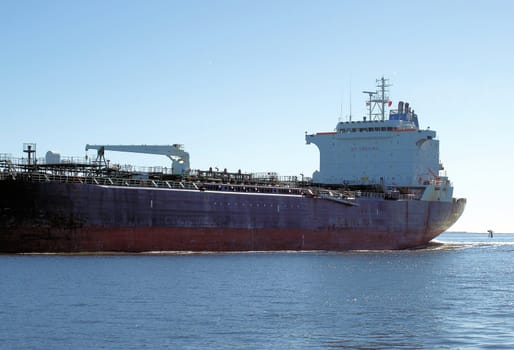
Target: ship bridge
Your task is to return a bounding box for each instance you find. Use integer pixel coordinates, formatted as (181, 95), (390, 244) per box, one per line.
(306, 78), (441, 189)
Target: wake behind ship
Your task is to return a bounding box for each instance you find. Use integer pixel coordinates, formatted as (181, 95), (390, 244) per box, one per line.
(0, 78), (466, 253)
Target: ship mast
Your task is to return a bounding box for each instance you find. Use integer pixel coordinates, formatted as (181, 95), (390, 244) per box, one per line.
(362, 77), (391, 121)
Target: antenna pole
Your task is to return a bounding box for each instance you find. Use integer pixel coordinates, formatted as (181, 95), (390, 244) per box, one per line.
(349, 80), (352, 122)
(362, 91), (375, 121)
(377, 76), (391, 121)
(363, 77), (391, 121)
(380, 77), (386, 120)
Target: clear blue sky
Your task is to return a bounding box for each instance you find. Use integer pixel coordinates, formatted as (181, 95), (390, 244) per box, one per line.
(1, 0), (513, 233)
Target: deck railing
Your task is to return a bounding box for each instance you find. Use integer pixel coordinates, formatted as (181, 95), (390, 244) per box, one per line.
(0, 169), (420, 201)
(1, 155), (419, 200)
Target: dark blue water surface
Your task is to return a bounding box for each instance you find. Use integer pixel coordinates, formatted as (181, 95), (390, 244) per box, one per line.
(1, 232), (514, 349)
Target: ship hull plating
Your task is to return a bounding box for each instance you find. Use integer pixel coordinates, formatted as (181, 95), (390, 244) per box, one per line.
(0, 181), (466, 253)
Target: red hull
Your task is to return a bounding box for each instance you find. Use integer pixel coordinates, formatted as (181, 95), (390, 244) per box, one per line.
(1, 225), (457, 253)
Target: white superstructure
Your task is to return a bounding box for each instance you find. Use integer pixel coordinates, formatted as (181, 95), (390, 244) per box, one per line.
(306, 78), (453, 201)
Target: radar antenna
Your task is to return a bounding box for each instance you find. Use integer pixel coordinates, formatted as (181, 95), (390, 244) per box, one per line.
(362, 77), (391, 121)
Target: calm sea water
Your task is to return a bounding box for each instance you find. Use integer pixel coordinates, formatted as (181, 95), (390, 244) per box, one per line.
(1, 232), (513, 350)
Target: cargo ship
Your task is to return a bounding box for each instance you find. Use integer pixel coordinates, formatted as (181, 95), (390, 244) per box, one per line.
(0, 78), (466, 253)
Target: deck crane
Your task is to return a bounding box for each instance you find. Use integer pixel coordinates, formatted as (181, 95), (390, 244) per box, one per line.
(85, 144), (190, 175)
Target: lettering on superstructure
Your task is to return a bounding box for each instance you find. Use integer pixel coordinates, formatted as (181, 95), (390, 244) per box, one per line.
(350, 146), (379, 152)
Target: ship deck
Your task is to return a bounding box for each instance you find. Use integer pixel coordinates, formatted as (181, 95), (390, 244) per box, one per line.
(0, 156), (421, 201)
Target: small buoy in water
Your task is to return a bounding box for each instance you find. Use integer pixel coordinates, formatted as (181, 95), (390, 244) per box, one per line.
(487, 229), (493, 238)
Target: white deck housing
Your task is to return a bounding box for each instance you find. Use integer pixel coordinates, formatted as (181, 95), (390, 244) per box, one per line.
(306, 118), (439, 187)
(306, 78), (454, 202)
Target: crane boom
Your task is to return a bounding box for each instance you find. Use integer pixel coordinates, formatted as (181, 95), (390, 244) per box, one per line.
(85, 144), (190, 175)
